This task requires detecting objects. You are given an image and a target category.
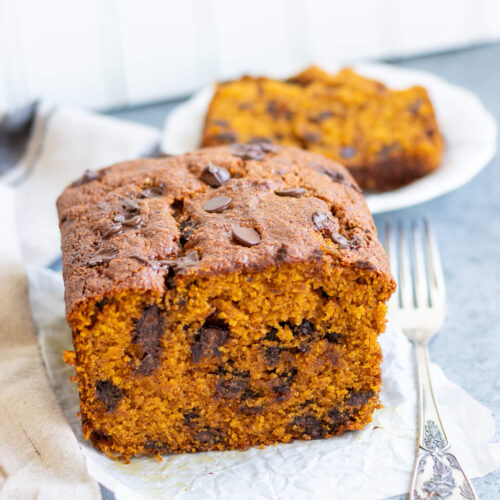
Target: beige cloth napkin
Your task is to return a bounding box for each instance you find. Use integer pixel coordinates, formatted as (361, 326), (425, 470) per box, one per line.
(0, 185), (100, 499)
(0, 105), (159, 499)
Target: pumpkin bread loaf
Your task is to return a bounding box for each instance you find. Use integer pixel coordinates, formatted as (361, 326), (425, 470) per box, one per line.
(202, 67), (443, 191)
(58, 143), (395, 461)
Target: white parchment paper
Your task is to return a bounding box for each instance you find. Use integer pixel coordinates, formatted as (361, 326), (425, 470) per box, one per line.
(29, 266), (500, 500)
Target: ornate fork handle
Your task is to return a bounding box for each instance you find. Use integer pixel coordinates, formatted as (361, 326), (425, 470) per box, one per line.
(410, 341), (477, 500)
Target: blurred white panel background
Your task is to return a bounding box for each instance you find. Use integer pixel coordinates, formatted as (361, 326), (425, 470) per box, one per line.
(0, 0), (499, 111)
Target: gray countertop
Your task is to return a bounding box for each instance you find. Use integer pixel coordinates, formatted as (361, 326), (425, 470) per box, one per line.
(105, 43), (500, 499)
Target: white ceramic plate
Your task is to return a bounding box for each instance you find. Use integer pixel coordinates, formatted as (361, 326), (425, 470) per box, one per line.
(161, 63), (497, 214)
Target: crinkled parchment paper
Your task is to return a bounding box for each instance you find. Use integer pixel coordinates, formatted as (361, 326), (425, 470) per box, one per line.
(29, 267), (500, 500)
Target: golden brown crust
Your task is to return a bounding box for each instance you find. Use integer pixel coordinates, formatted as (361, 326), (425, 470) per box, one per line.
(57, 144), (392, 318)
(201, 67), (443, 191)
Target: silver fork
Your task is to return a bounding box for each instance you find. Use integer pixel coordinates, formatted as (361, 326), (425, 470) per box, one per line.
(385, 219), (477, 500)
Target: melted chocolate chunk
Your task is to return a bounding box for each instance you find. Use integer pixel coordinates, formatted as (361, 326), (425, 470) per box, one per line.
(195, 428), (222, 445)
(378, 143), (400, 159)
(232, 226), (260, 247)
(72, 169), (99, 187)
(274, 187), (305, 198)
(240, 388), (262, 401)
(312, 212), (350, 249)
(215, 132), (238, 143)
(179, 219), (196, 247)
(354, 260), (375, 270)
(132, 305), (165, 375)
(121, 215), (143, 228)
(347, 390), (375, 407)
(239, 404), (264, 415)
(88, 247), (118, 266)
(212, 119), (229, 127)
(276, 244), (288, 262)
(272, 368), (297, 400)
(325, 332), (341, 344)
(138, 184), (165, 198)
(200, 164), (231, 187)
(192, 322), (229, 363)
(309, 110), (334, 123)
(96, 380), (123, 411)
(290, 415), (326, 439)
(264, 346), (281, 367)
(161, 250), (200, 273)
(215, 377), (248, 399)
(341, 146), (357, 159)
(121, 199), (141, 215)
(230, 141), (276, 161)
(293, 320), (315, 337)
(102, 223), (123, 240)
(265, 327), (279, 342)
(183, 410), (200, 427)
(144, 440), (170, 453)
(409, 99), (422, 115)
(328, 408), (350, 429)
(203, 195), (232, 213)
(266, 101), (294, 121)
(303, 132), (321, 143)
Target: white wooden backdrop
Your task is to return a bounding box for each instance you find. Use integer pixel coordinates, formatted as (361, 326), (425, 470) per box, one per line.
(1, 0), (499, 111)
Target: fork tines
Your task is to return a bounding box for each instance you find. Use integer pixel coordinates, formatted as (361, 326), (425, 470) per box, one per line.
(384, 219), (446, 312)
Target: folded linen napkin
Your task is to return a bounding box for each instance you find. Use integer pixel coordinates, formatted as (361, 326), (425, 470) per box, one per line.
(0, 104), (159, 499)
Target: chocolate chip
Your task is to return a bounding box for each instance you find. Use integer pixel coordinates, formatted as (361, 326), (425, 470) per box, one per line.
(378, 143), (400, 159)
(276, 244), (288, 262)
(203, 196), (232, 213)
(132, 305), (165, 375)
(265, 327), (278, 341)
(200, 165), (231, 187)
(161, 250), (200, 273)
(303, 132), (321, 143)
(290, 415), (326, 439)
(347, 390), (375, 407)
(232, 226), (260, 246)
(312, 212), (350, 249)
(272, 368), (297, 400)
(409, 99), (422, 115)
(144, 441), (170, 453)
(215, 378), (248, 399)
(215, 132), (237, 143)
(240, 388), (263, 401)
(96, 380), (123, 411)
(121, 215), (143, 228)
(72, 169), (99, 187)
(309, 110), (334, 123)
(341, 146), (356, 159)
(266, 101), (293, 120)
(293, 320), (315, 337)
(138, 184), (165, 198)
(355, 260), (375, 270)
(312, 211), (330, 230)
(192, 322), (229, 363)
(239, 405), (264, 415)
(264, 346), (281, 367)
(212, 119), (229, 127)
(326, 332), (341, 343)
(88, 247), (118, 266)
(195, 429), (222, 445)
(102, 223), (123, 240)
(230, 141), (276, 161)
(328, 407), (349, 429)
(96, 297), (108, 310)
(183, 410), (200, 426)
(121, 199), (141, 215)
(179, 219), (196, 247)
(274, 187), (305, 198)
